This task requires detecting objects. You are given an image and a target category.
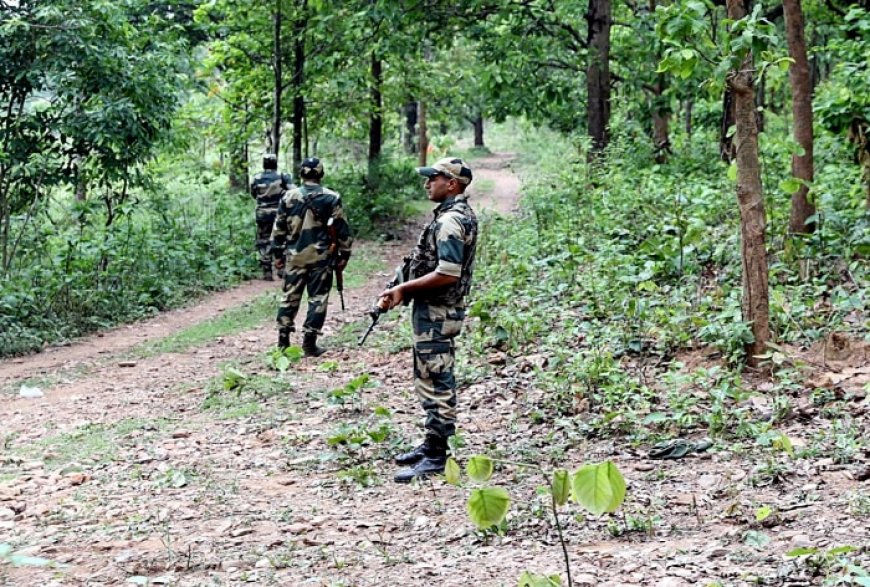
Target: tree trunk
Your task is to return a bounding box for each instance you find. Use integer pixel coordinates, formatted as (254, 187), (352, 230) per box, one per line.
(367, 53), (383, 189)
(727, 0), (771, 366)
(586, 0), (611, 154)
(291, 21), (305, 176)
(473, 114), (485, 147)
(418, 101), (428, 167)
(783, 0), (816, 234)
(228, 142), (248, 192)
(403, 101), (417, 154)
(720, 88), (736, 161)
(651, 78), (671, 163)
(271, 0), (282, 158)
(684, 99), (693, 139)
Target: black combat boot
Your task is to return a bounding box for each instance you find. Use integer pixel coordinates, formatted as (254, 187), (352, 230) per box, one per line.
(394, 436), (448, 484)
(394, 435), (439, 466)
(302, 332), (326, 357)
(262, 268), (274, 281)
(277, 330), (291, 350)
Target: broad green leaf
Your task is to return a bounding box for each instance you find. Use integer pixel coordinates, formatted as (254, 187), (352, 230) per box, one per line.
(726, 162), (737, 182)
(275, 355), (290, 372)
(571, 461), (626, 516)
(755, 505), (772, 522)
(467, 487), (510, 529)
(445, 457), (461, 486)
(827, 545), (857, 556)
(518, 571), (562, 586)
(551, 470), (570, 506)
(779, 177), (802, 194)
(0, 543), (12, 557)
(466, 455), (494, 483)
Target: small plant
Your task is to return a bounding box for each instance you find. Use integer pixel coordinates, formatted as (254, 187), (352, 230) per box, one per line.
(328, 373), (372, 407)
(447, 454), (627, 587)
(787, 545), (870, 585)
(267, 346), (304, 373)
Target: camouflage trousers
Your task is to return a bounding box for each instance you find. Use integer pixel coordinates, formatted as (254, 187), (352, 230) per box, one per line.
(277, 262), (333, 336)
(255, 208), (277, 271)
(412, 302), (466, 440)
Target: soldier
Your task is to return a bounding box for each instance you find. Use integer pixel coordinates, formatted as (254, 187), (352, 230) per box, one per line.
(251, 154), (294, 281)
(378, 157), (477, 483)
(271, 157), (353, 356)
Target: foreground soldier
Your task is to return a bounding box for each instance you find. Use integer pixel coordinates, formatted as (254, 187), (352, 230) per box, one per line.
(271, 158), (353, 356)
(251, 154), (294, 281)
(378, 157), (478, 483)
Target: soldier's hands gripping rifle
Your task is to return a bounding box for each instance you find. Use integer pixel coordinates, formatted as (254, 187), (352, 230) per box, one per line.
(326, 217), (346, 311)
(358, 257), (412, 347)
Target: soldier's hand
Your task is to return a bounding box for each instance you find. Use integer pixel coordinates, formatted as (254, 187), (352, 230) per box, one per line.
(274, 258), (285, 271)
(379, 286), (403, 310)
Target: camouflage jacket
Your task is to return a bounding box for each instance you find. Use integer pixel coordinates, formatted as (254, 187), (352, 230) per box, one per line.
(410, 195), (478, 307)
(250, 170), (294, 211)
(270, 183), (353, 268)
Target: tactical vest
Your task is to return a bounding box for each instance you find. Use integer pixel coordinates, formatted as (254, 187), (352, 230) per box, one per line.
(410, 196), (478, 307)
(252, 171), (291, 208)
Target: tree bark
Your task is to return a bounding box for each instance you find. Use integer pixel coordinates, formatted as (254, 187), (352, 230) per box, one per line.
(271, 0), (282, 159)
(586, 0), (611, 154)
(473, 114), (485, 147)
(291, 17), (305, 176)
(367, 53), (383, 189)
(403, 101), (417, 154)
(727, 0), (771, 366)
(418, 101), (428, 167)
(784, 0), (816, 234)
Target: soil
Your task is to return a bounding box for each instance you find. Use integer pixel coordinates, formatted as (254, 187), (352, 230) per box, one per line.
(1, 152), (868, 587)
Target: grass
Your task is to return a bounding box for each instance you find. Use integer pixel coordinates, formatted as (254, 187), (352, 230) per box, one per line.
(22, 418), (172, 470)
(131, 291), (278, 357)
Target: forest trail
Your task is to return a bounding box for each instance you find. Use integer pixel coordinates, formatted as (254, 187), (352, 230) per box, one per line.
(1, 152), (867, 586)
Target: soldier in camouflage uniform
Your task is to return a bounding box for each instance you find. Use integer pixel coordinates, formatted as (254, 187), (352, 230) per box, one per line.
(251, 154), (294, 280)
(378, 157), (477, 483)
(271, 157), (353, 356)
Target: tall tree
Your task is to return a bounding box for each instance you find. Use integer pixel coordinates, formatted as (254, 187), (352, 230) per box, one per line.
(726, 0), (770, 364)
(783, 0), (816, 235)
(587, 0), (612, 154)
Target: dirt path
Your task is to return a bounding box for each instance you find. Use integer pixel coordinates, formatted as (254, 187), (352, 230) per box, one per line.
(1, 152), (867, 586)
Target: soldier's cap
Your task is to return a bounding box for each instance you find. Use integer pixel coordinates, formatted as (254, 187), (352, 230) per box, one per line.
(417, 157), (473, 185)
(263, 153), (278, 168)
(300, 157), (324, 177)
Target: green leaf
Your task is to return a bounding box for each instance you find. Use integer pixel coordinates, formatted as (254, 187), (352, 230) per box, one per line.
(827, 545), (857, 556)
(755, 505), (772, 521)
(779, 177), (802, 194)
(467, 487), (510, 529)
(551, 470), (570, 506)
(853, 578), (870, 587)
(9, 554), (52, 567)
(445, 457), (461, 486)
(726, 162), (737, 182)
(571, 461), (626, 516)
(466, 455), (494, 483)
(786, 547), (819, 557)
(518, 571), (562, 586)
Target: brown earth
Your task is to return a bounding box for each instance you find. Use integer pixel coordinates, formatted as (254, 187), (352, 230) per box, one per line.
(1, 152), (868, 587)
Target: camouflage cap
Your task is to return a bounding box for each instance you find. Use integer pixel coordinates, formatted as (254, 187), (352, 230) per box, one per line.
(300, 157), (324, 178)
(417, 157), (473, 185)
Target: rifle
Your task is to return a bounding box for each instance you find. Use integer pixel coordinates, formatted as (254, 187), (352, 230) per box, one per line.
(326, 217), (346, 311)
(358, 256), (411, 346)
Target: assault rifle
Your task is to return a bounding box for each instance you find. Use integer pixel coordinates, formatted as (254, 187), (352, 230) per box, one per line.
(326, 217), (346, 311)
(358, 256), (411, 346)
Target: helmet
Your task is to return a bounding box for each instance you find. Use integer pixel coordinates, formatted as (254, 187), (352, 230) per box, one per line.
(263, 153), (278, 170)
(300, 157), (324, 180)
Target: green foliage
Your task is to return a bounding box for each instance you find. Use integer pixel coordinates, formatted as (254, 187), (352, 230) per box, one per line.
(467, 487), (511, 530)
(571, 461), (626, 516)
(518, 572), (562, 587)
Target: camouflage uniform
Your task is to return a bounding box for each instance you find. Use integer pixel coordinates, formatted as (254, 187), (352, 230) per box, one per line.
(270, 183), (352, 337)
(251, 168), (293, 274)
(409, 195), (478, 441)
